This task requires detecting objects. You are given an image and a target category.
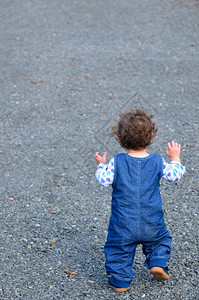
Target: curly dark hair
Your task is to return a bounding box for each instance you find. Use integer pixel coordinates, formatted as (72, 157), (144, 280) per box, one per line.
(111, 109), (158, 150)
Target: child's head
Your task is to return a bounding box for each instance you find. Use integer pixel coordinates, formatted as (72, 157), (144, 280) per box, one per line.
(112, 109), (157, 150)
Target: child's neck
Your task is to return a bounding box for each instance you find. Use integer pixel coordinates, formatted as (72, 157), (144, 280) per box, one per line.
(126, 148), (149, 158)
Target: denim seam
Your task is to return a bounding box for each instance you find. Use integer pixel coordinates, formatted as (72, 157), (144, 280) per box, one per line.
(137, 160), (141, 240)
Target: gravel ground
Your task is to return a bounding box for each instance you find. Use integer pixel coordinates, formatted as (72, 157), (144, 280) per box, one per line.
(0, 0), (198, 299)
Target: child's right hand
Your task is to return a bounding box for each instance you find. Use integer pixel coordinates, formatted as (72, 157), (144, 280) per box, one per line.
(95, 152), (107, 164)
(166, 140), (181, 163)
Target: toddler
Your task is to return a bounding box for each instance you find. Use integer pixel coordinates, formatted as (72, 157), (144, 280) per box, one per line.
(94, 109), (185, 293)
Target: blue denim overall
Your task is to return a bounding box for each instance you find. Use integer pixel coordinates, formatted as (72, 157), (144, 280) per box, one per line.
(104, 153), (172, 288)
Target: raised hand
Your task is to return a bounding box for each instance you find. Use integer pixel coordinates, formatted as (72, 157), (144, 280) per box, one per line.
(166, 140), (181, 163)
(94, 152), (107, 164)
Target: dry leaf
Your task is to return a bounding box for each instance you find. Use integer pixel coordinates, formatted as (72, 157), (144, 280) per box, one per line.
(30, 80), (43, 84)
(54, 184), (60, 187)
(50, 241), (56, 244)
(11, 77), (31, 82)
(64, 270), (78, 275)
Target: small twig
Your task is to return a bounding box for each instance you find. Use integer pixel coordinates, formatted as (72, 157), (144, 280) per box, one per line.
(64, 270), (78, 275)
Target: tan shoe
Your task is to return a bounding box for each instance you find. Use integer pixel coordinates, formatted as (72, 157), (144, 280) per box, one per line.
(108, 283), (129, 293)
(150, 267), (169, 280)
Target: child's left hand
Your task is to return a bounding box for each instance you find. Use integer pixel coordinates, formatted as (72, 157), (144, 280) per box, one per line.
(166, 140), (181, 163)
(95, 152), (107, 164)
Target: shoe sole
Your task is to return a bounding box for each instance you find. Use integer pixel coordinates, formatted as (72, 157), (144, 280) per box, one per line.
(150, 267), (169, 280)
(108, 284), (129, 293)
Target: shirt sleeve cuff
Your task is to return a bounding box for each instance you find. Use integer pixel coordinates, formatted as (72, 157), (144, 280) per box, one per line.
(170, 161), (186, 174)
(98, 162), (107, 168)
(170, 161), (183, 165)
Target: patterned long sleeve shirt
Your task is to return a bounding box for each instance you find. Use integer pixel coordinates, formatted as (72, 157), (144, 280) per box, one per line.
(95, 156), (185, 187)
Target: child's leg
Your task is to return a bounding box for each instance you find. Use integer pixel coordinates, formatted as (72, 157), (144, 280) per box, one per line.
(142, 233), (172, 279)
(104, 241), (137, 288)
